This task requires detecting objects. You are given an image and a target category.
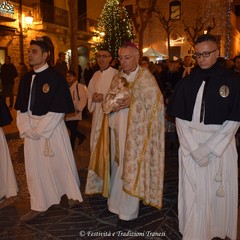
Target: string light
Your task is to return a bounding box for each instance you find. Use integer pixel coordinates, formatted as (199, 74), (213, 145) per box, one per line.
(203, 0), (233, 59)
(225, 0), (233, 59)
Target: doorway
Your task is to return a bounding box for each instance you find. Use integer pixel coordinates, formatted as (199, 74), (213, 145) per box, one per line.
(170, 46), (181, 60)
(0, 47), (7, 93)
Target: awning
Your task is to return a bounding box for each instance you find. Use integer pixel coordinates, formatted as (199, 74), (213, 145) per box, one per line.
(0, 25), (17, 36)
(143, 47), (167, 58)
(0, 10), (16, 23)
(0, 15), (15, 23)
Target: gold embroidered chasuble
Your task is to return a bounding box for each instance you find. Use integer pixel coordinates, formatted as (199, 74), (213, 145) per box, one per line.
(104, 67), (165, 208)
(122, 68), (165, 209)
(88, 67), (165, 207)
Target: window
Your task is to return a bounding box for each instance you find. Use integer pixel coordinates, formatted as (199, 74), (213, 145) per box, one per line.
(78, 0), (87, 31)
(235, 5), (240, 17)
(170, 0), (181, 20)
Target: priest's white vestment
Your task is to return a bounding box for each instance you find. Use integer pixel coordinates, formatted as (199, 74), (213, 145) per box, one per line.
(85, 67), (117, 196)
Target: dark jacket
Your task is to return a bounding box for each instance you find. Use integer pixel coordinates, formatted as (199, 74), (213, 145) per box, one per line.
(1, 63), (18, 86)
(0, 95), (12, 126)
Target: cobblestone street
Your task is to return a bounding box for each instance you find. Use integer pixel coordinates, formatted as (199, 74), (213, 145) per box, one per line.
(0, 108), (239, 239)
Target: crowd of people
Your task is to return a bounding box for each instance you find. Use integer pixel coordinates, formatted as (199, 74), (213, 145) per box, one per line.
(0, 34), (240, 240)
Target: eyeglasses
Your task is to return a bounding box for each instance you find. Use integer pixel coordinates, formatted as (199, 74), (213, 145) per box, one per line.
(193, 49), (218, 58)
(96, 54), (110, 59)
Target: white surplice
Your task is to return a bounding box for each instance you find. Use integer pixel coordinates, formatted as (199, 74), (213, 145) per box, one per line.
(87, 67), (118, 151)
(85, 67), (118, 195)
(17, 111), (83, 211)
(0, 128), (18, 199)
(176, 82), (239, 240)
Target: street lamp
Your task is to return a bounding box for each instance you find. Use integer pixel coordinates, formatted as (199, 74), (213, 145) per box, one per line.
(19, 0), (33, 65)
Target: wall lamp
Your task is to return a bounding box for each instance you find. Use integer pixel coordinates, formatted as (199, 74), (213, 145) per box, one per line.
(25, 11), (33, 29)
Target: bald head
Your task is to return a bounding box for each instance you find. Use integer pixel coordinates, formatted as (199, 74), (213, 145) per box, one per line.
(118, 43), (139, 74)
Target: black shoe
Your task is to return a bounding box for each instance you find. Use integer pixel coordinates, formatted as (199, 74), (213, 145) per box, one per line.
(117, 219), (131, 230)
(68, 199), (80, 208)
(78, 135), (86, 145)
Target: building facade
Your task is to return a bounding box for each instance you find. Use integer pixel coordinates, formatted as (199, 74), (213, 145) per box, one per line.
(122, 0), (240, 61)
(0, 0), (97, 92)
(0, 0), (239, 93)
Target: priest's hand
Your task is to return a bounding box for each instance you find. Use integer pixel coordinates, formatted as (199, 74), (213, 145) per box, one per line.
(114, 94), (131, 112)
(92, 93), (103, 103)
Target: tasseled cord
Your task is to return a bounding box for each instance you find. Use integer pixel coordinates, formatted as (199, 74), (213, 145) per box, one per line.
(214, 157), (224, 197)
(44, 139), (54, 157)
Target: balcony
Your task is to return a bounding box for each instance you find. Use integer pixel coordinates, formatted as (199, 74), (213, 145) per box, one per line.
(32, 3), (68, 27)
(78, 17), (97, 42)
(0, 0), (16, 23)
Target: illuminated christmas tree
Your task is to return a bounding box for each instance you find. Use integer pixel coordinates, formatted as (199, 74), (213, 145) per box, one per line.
(93, 0), (134, 59)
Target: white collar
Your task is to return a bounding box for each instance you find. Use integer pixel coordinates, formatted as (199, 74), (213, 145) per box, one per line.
(34, 63), (49, 73)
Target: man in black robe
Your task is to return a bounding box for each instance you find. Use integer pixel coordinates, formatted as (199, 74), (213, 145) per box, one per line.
(167, 34), (240, 240)
(14, 40), (83, 222)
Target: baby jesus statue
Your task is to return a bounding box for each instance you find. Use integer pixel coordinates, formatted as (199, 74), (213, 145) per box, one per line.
(103, 77), (131, 114)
